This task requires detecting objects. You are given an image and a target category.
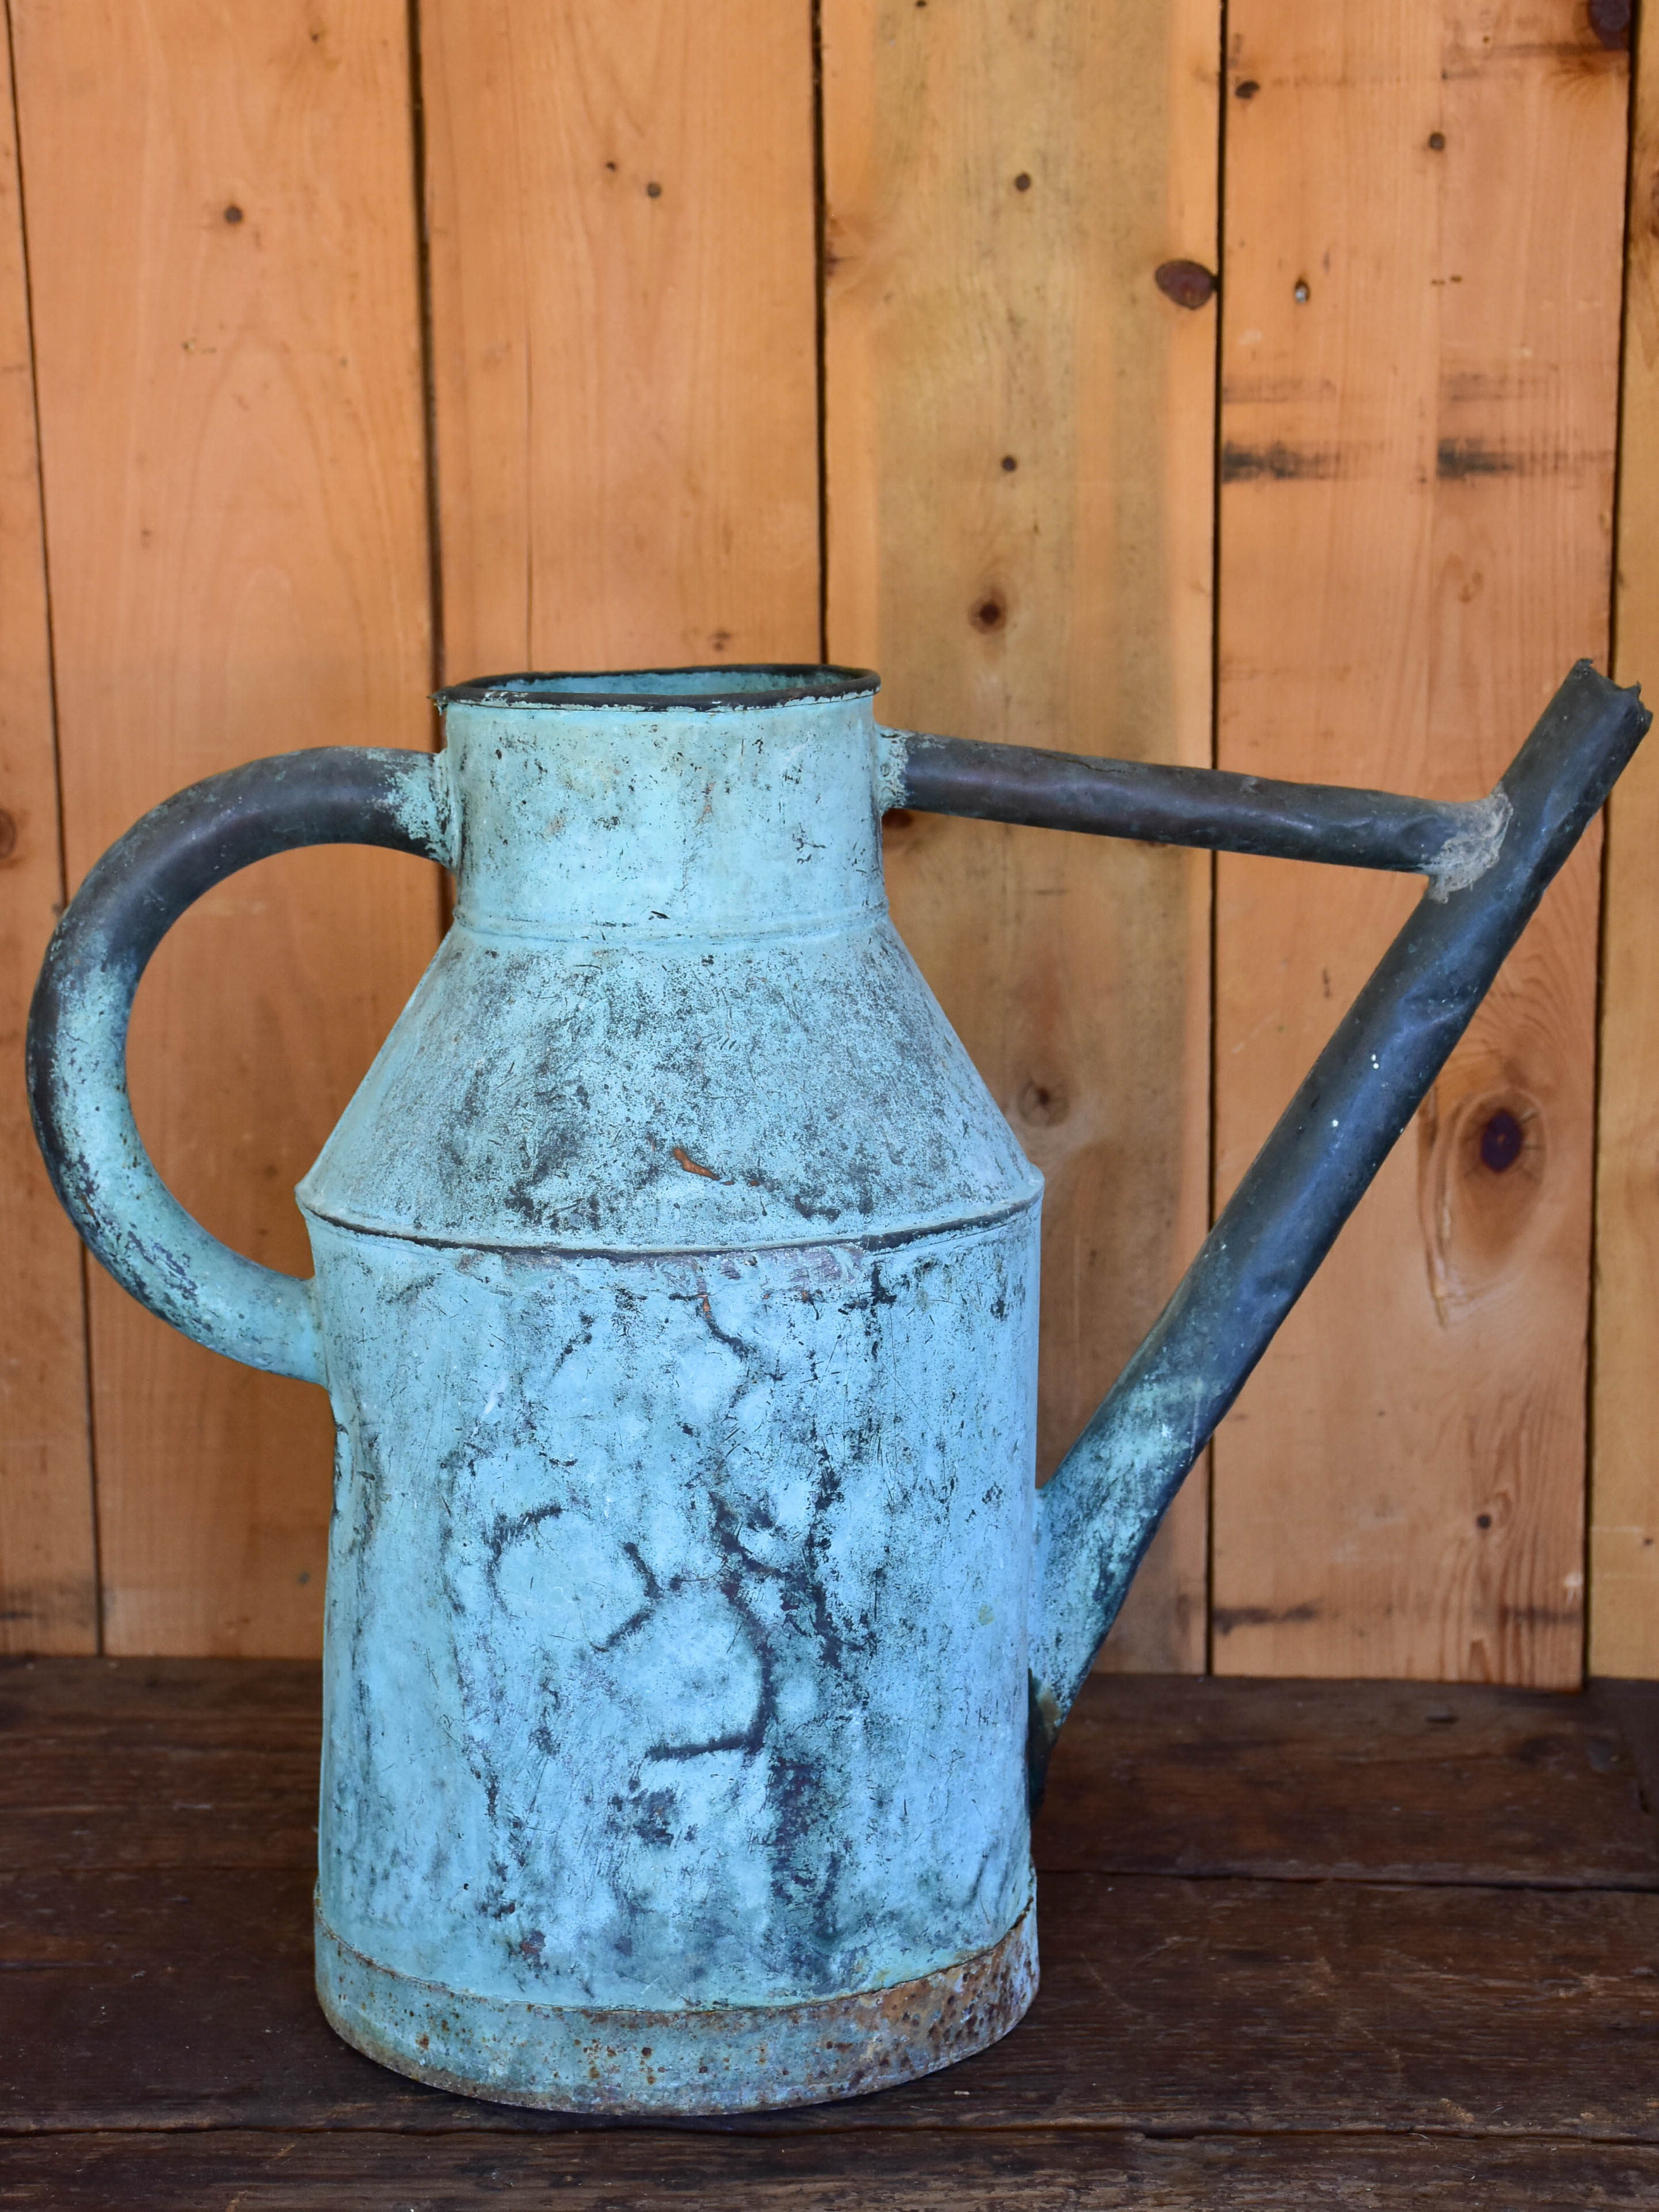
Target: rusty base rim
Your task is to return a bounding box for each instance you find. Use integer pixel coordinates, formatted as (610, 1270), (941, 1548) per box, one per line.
(314, 1889), (1037, 2116)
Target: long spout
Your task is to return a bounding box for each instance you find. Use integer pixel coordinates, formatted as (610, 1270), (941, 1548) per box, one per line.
(1006, 663), (1647, 1790)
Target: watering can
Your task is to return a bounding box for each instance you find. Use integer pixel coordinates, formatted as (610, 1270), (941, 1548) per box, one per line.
(26, 659), (1647, 2114)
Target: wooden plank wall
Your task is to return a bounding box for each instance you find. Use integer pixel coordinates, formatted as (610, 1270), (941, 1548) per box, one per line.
(9, 0), (440, 1654)
(1210, 0), (1629, 1684)
(0, 0), (1651, 1682)
(418, 0), (821, 682)
(1597, 0), (1659, 1676)
(0, 17), (93, 1653)
(819, 0), (1218, 1669)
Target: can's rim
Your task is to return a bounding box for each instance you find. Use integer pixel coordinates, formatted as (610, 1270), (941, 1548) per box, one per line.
(434, 665), (881, 713)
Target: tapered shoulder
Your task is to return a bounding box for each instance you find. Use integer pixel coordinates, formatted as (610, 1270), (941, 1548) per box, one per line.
(300, 916), (1040, 1252)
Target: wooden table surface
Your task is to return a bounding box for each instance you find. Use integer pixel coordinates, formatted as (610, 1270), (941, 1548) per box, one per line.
(5, 1662), (1659, 2207)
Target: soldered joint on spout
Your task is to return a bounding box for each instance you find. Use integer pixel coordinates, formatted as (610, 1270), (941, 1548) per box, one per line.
(1424, 789), (1512, 901)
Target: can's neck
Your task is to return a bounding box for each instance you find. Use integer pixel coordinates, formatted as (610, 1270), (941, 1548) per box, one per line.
(440, 682), (887, 941)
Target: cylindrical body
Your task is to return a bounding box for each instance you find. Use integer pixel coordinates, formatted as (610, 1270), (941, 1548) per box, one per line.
(298, 671), (1044, 2111)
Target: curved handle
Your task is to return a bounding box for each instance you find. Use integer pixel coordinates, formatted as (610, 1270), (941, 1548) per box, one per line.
(26, 747), (454, 1385)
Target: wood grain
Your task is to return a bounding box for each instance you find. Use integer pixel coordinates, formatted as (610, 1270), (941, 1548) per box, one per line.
(1593, 0), (1659, 1678)
(820, 0), (1220, 1669)
(6, 1659), (1655, 1891)
(10, 0), (440, 1655)
(1038, 1672), (1659, 1885)
(8, 1864), (1659, 2141)
(0, 22), (94, 1654)
(419, 0), (821, 680)
(1211, 0), (1628, 1684)
(8, 1663), (1659, 2207)
(5, 2129), (1657, 2211)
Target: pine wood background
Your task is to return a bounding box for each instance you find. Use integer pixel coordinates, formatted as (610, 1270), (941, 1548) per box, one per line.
(1, 0), (1656, 1680)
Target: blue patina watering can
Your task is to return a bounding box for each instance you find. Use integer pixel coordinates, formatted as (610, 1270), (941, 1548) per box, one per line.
(26, 661), (1647, 2112)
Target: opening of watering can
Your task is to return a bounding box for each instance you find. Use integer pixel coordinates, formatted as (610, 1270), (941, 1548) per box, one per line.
(432, 664), (882, 711)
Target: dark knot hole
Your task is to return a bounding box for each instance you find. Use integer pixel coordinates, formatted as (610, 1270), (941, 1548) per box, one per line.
(1479, 1107), (1524, 1174)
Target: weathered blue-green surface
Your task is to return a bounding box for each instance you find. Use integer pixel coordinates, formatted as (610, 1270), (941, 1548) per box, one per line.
(295, 673), (1044, 2106)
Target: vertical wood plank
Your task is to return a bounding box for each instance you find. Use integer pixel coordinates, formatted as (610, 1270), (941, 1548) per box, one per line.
(420, 0), (821, 679)
(821, 0), (1220, 1669)
(1212, 0), (1627, 1683)
(1593, 0), (1659, 1677)
(13, 0), (439, 1654)
(0, 14), (95, 1654)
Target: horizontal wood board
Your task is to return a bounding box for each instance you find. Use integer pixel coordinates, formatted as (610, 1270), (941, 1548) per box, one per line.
(6, 1663), (1659, 2212)
(7, 1659), (1659, 1890)
(5, 2129), (1659, 2211)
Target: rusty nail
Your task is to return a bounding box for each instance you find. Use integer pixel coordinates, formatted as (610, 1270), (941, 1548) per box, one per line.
(1155, 259), (1217, 310)
(1589, 0), (1631, 50)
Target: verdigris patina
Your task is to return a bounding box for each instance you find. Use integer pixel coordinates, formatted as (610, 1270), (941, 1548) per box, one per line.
(26, 660), (1648, 2112)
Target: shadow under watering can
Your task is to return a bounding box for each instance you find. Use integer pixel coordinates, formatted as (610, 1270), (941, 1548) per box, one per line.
(25, 658), (1647, 2112)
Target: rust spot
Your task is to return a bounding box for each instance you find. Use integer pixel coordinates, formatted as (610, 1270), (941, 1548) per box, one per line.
(970, 594), (1006, 633)
(1212, 1602), (1319, 1635)
(1154, 258), (1216, 310)
(1438, 437), (1519, 478)
(1220, 441), (1340, 482)
(0, 810), (15, 861)
(1494, 1601), (1582, 1629)
(1588, 0), (1630, 49)
(1434, 438), (1588, 479)
(883, 808), (916, 831)
(672, 1145), (718, 1179)
(416, 2033), (429, 2049)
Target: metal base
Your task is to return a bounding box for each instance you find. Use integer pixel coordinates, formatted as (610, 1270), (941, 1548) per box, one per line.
(314, 1889), (1038, 2116)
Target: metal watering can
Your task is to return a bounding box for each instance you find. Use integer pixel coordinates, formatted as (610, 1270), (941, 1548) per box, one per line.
(26, 660), (1647, 2114)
